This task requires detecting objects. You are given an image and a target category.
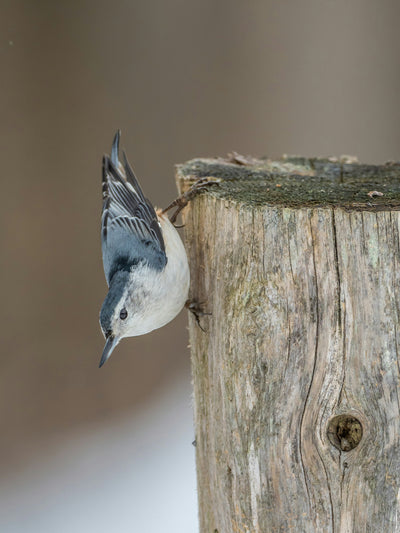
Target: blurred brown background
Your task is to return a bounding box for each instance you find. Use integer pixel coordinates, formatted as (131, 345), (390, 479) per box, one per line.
(1, 0), (400, 531)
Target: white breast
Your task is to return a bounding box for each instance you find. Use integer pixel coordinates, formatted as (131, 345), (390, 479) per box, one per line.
(125, 212), (190, 336)
(156, 211), (190, 320)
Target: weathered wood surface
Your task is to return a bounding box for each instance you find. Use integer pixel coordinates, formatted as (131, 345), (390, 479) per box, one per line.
(176, 156), (400, 533)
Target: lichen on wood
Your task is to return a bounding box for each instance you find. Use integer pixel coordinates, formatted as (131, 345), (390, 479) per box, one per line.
(177, 156), (400, 533)
(177, 155), (400, 209)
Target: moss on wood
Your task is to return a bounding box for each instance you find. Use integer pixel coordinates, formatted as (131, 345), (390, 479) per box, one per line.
(177, 156), (400, 210)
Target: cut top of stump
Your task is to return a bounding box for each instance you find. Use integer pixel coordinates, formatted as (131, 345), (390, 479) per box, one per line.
(176, 155), (400, 211)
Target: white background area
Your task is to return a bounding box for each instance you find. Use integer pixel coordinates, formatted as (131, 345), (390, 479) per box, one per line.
(0, 377), (197, 533)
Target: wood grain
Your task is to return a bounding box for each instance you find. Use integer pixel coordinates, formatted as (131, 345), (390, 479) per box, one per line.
(177, 157), (400, 533)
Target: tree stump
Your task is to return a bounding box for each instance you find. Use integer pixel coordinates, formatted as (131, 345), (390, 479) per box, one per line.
(176, 155), (400, 533)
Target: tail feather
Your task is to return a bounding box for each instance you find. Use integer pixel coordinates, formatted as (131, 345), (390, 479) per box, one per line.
(111, 130), (120, 168)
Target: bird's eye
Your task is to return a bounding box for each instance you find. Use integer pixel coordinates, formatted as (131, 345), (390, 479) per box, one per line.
(120, 308), (128, 320)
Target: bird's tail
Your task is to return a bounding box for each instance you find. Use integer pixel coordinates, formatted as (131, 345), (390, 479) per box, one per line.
(106, 130), (147, 203)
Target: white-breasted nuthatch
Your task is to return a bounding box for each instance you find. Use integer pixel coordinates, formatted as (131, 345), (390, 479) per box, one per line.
(99, 132), (211, 367)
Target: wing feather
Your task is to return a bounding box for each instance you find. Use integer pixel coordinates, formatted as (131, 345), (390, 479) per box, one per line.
(101, 132), (167, 285)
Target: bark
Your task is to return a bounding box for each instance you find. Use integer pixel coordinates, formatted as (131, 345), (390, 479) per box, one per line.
(176, 156), (400, 533)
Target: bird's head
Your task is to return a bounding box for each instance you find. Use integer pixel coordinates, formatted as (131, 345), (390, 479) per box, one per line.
(99, 270), (135, 367)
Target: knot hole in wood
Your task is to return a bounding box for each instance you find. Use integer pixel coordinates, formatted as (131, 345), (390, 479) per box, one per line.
(327, 414), (363, 452)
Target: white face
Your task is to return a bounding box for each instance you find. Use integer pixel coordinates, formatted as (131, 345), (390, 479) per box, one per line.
(108, 290), (141, 340)
(108, 285), (158, 339)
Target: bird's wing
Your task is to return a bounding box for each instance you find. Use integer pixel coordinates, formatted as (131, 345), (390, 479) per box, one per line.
(101, 131), (167, 285)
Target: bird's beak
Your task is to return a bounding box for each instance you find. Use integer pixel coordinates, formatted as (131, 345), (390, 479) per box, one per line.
(99, 334), (120, 368)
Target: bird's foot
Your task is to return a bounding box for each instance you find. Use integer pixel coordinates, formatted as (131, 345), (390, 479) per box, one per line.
(185, 299), (211, 332)
(162, 178), (221, 224)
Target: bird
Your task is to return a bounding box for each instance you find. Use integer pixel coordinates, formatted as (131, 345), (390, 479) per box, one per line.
(99, 131), (212, 368)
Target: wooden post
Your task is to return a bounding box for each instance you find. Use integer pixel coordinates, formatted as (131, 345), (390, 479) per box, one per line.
(176, 156), (400, 533)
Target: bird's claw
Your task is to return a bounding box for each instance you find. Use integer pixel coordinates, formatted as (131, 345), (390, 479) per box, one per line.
(162, 178), (221, 224)
(185, 299), (211, 332)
